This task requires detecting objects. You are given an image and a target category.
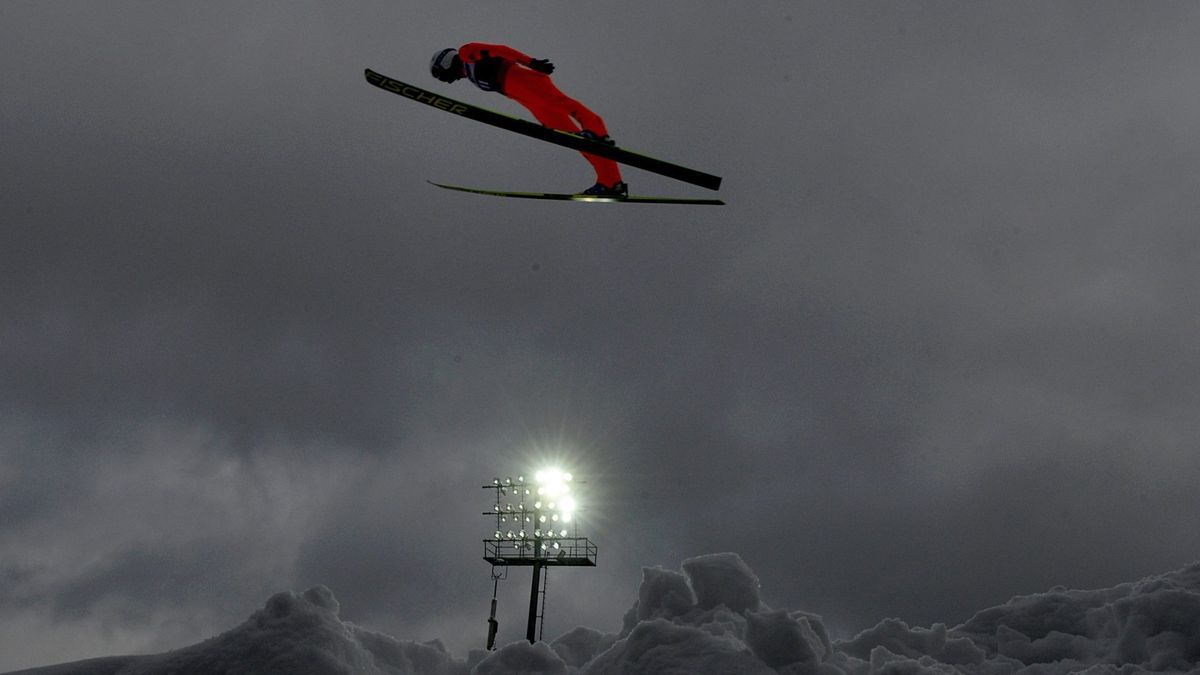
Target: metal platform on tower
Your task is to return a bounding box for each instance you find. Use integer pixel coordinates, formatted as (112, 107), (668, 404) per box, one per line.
(483, 537), (597, 567)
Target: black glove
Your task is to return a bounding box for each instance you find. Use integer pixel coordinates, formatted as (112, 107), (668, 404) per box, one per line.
(529, 58), (555, 74)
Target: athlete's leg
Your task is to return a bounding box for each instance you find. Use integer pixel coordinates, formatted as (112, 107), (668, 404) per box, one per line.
(504, 68), (623, 186)
(560, 97), (608, 138)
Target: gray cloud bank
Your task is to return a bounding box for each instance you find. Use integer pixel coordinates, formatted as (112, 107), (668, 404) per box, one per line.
(8, 552), (1200, 675)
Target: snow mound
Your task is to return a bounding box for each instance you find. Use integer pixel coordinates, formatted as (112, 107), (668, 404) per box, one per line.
(6, 584), (470, 675)
(683, 552), (763, 614)
(10, 556), (1200, 675)
(835, 560), (1200, 675)
(949, 561), (1200, 673)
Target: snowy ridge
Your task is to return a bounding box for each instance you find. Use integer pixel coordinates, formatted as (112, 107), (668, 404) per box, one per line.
(8, 554), (1200, 674)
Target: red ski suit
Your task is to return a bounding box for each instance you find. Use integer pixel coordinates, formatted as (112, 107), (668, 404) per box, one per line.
(458, 43), (623, 186)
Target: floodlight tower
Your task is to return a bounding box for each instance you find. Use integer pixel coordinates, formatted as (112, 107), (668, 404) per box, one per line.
(482, 469), (597, 647)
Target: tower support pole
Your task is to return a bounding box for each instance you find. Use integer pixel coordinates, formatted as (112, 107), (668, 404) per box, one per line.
(526, 559), (543, 643)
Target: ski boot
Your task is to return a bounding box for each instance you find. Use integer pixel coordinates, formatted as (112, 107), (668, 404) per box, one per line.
(578, 181), (629, 199)
(576, 130), (616, 146)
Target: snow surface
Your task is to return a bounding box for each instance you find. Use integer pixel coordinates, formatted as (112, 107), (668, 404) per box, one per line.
(8, 553), (1200, 674)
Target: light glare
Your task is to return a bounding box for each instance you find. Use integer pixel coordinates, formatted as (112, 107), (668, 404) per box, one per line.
(534, 468), (572, 498)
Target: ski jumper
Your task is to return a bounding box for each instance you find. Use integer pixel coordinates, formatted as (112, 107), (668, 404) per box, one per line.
(457, 43), (623, 187)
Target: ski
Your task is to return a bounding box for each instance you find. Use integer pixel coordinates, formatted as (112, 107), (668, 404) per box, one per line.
(365, 69), (722, 192)
(428, 181), (725, 205)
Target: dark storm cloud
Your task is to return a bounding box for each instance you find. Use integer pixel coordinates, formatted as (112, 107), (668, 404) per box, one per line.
(3, 0), (1200, 670)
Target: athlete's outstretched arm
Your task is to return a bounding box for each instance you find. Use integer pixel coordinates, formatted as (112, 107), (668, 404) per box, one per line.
(458, 42), (536, 67)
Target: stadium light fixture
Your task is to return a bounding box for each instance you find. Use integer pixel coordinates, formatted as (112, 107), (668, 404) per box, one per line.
(482, 465), (596, 648)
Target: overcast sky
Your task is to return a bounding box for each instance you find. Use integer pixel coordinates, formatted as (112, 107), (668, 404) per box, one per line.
(4, 1), (1200, 671)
